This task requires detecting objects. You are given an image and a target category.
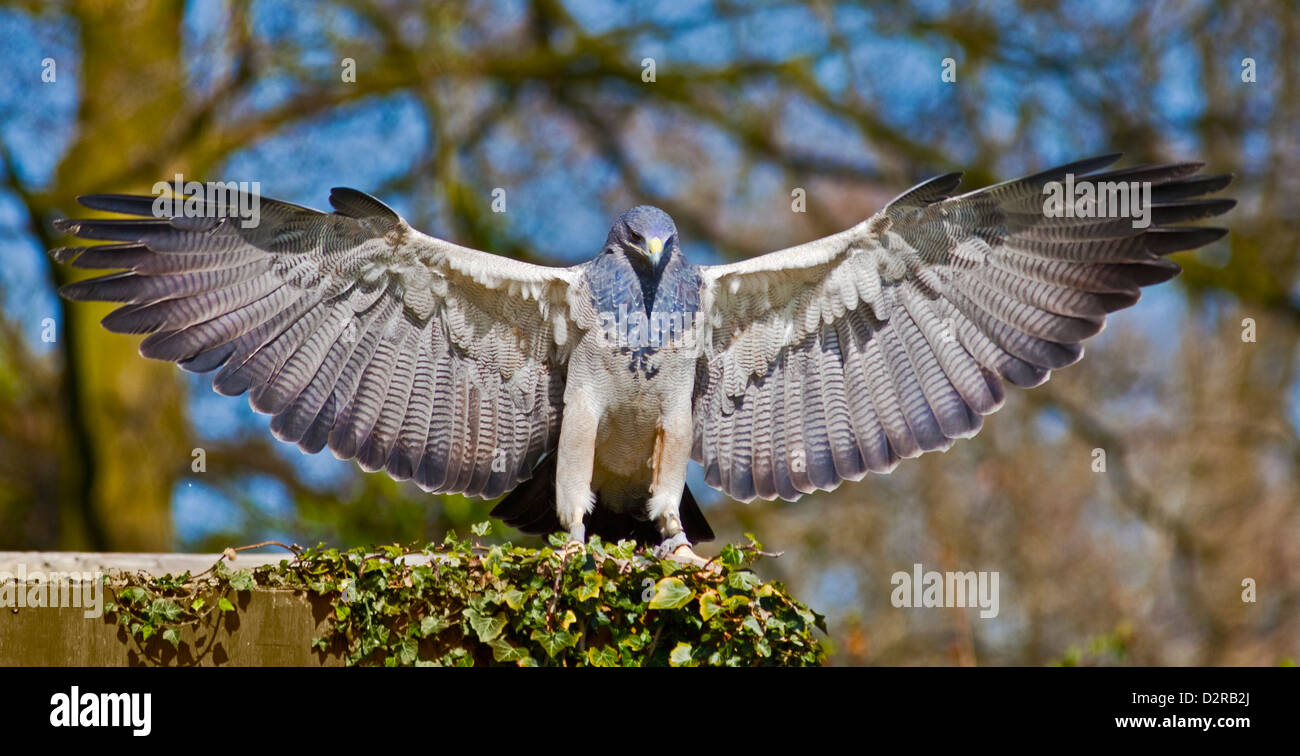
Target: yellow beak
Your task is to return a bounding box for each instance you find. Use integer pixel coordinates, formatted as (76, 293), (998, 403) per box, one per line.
(647, 236), (664, 263)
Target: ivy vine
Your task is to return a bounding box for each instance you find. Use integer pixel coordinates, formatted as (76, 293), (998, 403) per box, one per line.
(104, 527), (827, 666)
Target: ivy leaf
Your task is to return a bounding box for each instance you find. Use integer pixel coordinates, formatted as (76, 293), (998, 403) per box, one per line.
(586, 645), (619, 667)
(723, 594), (751, 610)
(530, 628), (578, 659)
(118, 586), (146, 604)
(727, 570), (761, 592)
(669, 642), (695, 667)
(699, 591), (721, 621)
(228, 570), (256, 592)
(502, 589), (526, 610)
(489, 638), (529, 663)
(719, 544), (745, 567)
(620, 632), (648, 652)
(397, 637), (418, 666)
(464, 607), (506, 643)
(147, 598), (181, 625)
(162, 628), (180, 648)
(471, 521), (492, 537)
(190, 598), (205, 611)
(420, 614), (448, 638)
(649, 577), (694, 610)
(217, 597), (235, 612)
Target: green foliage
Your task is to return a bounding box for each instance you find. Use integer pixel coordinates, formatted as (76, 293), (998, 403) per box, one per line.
(104, 528), (826, 666)
(1050, 622), (1135, 667)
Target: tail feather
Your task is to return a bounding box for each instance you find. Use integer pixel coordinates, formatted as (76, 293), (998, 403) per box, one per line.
(677, 485), (715, 542)
(490, 453), (715, 545)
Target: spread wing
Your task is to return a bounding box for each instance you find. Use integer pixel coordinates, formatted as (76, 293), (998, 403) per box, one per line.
(54, 188), (580, 499)
(692, 154), (1234, 502)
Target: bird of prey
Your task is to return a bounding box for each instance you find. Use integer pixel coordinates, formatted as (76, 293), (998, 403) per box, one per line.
(52, 154), (1233, 565)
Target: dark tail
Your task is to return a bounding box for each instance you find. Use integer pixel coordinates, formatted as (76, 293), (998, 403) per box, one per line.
(490, 453), (715, 545)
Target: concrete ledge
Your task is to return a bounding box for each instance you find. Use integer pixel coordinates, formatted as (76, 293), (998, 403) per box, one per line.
(0, 551), (290, 575)
(0, 552), (339, 666)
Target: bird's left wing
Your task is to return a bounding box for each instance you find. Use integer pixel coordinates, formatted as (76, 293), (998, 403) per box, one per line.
(693, 155), (1234, 502)
(54, 188), (580, 499)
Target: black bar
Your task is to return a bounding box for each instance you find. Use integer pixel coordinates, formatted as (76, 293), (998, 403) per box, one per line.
(0, 666), (1288, 742)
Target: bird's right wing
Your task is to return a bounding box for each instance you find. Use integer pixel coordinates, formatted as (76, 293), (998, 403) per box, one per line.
(54, 187), (581, 499)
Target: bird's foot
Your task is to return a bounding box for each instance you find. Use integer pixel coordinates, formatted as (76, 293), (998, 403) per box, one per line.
(654, 533), (714, 570)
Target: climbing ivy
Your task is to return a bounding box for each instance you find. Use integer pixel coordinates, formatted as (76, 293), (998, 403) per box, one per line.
(104, 527), (827, 667)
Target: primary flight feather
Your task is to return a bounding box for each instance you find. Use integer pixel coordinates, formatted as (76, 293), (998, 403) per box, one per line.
(52, 155), (1234, 564)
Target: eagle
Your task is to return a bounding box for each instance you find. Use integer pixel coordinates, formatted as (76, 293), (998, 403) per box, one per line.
(52, 154), (1233, 565)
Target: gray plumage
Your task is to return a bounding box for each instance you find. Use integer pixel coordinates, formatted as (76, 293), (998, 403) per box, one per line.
(52, 155), (1234, 561)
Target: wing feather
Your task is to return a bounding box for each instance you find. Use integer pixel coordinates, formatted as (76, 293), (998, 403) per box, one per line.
(357, 323), (421, 473)
(387, 330), (436, 482)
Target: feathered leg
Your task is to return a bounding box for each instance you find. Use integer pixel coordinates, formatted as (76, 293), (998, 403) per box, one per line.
(648, 407), (710, 566)
(555, 390), (598, 555)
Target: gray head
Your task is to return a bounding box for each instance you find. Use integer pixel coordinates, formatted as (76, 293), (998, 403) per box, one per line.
(606, 205), (679, 269)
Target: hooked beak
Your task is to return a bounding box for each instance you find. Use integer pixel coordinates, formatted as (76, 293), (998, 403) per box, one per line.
(647, 236), (664, 265)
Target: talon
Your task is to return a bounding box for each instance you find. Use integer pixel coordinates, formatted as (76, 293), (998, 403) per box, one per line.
(667, 543), (712, 569)
(654, 533), (712, 569)
(561, 539), (584, 560)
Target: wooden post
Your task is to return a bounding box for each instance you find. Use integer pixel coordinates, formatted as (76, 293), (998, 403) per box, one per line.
(0, 552), (340, 666)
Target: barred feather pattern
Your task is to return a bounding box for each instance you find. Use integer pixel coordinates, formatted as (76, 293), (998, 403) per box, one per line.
(54, 188), (579, 499)
(693, 155), (1234, 501)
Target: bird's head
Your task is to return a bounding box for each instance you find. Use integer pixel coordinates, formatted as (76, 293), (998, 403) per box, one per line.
(608, 205), (678, 270)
